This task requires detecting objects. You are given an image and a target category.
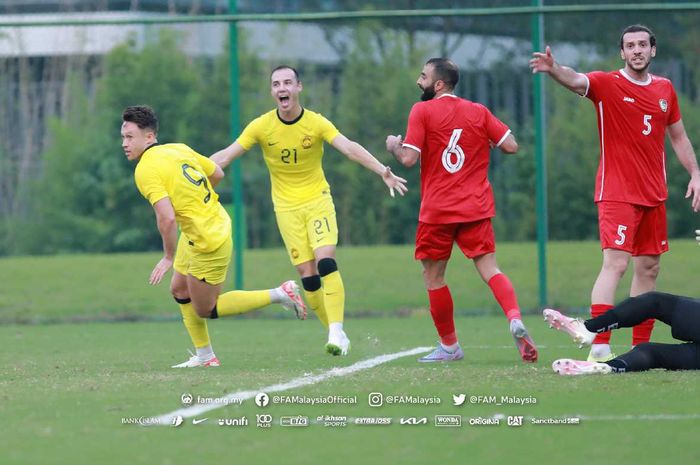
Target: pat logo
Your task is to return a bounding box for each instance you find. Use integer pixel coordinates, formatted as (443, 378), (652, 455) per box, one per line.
(302, 135), (312, 149)
(659, 99), (668, 113)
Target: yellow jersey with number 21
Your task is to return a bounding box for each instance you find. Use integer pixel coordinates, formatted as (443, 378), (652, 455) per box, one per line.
(236, 108), (340, 212)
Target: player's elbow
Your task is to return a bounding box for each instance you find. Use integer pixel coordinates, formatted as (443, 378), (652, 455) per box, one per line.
(400, 155), (418, 168)
(156, 212), (176, 233)
(499, 135), (518, 154)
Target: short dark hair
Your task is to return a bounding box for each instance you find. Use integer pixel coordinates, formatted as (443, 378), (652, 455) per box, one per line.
(620, 24), (656, 49)
(426, 58), (459, 90)
(270, 65), (300, 81)
(122, 105), (158, 133)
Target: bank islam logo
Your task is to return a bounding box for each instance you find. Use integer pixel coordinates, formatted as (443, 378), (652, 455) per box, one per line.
(181, 393), (193, 405)
(171, 415), (184, 427)
(452, 394), (466, 406)
(255, 392), (270, 407)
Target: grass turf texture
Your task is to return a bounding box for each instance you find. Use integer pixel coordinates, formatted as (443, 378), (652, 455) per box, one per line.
(2, 240), (700, 322)
(2, 316), (699, 465)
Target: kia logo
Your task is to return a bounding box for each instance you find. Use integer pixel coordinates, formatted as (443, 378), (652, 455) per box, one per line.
(399, 417), (428, 425)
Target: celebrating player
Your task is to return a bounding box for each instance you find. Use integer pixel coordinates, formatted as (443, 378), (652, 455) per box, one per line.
(386, 58), (538, 363)
(530, 24), (700, 362)
(543, 291), (700, 375)
(210, 66), (407, 356)
(122, 105), (306, 368)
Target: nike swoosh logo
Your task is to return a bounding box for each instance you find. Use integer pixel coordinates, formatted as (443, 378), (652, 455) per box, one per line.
(192, 418), (208, 425)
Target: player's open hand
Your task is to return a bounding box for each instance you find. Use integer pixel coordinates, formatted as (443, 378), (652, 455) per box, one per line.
(686, 173), (700, 212)
(149, 257), (173, 285)
(382, 166), (408, 197)
(530, 46), (555, 74)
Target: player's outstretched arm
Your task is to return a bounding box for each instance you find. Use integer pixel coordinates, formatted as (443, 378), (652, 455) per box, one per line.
(386, 134), (420, 168)
(331, 134), (408, 197)
(668, 119), (700, 212)
(529, 46), (588, 96)
(150, 197), (178, 285)
(210, 142), (247, 170)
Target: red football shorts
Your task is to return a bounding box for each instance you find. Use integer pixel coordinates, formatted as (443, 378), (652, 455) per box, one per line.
(415, 219), (496, 261)
(597, 201), (668, 256)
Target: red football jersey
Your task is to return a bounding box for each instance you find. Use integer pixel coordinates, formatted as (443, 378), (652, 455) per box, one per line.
(403, 94), (510, 224)
(585, 70), (681, 206)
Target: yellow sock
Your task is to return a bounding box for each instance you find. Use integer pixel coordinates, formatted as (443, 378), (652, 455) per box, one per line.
(303, 288), (329, 328)
(216, 290), (271, 317)
(179, 302), (210, 348)
(321, 271), (345, 324)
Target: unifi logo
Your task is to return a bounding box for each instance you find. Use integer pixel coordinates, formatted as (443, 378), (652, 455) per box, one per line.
(400, 417), (428, 425)
(452, 394), (466, 406)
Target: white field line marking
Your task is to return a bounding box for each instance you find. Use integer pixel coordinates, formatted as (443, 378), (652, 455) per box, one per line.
(152, 346), (433, 426)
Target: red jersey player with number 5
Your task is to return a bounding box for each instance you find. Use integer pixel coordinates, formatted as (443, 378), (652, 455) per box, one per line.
(531, 24), (700, 362)
(386, 58), (538, 363)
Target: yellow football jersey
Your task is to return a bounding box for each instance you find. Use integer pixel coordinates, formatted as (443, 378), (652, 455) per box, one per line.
(237, 108), (341, 211)
(134, 143), (231, 253)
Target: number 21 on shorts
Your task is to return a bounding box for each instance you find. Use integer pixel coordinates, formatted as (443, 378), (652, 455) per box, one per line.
(441, 129), (466, 173)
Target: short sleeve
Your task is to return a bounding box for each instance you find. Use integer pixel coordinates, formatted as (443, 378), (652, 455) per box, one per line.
(236, 117), (262, 150)
(667, 84), (681, 125)
(134, 160), (168, 206)
(585, 71), (607, 100)
(194, 153), (217, 177)
(402, 103), (425, 153)
(482, 105), (511, 146)
(316, 114), (341, 143)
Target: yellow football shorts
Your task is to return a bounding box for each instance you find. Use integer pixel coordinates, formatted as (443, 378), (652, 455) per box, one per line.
(173, 233), (232, 285)
(275, 195), (339, 265)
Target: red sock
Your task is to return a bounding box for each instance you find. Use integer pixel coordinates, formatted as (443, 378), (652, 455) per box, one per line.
(428, 286), (457, 346)
(487, 273), (521, 322)
(591, 303), (614, 344)
(632, 318), (655, 346)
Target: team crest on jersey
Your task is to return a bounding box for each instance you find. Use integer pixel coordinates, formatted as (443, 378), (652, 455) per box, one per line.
(659, 99), (668, 113)
(302, 135), (312, 149)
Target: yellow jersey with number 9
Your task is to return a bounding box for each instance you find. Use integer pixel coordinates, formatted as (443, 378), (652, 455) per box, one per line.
(134, 143), (231, 252)
(236, 108), (341, 212)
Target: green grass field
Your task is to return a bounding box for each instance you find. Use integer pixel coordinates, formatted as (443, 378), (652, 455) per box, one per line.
(2, 241), (700, 464)
(1, 317), (698, 465)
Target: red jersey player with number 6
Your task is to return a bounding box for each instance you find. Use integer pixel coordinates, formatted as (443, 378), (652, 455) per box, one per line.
(531, 24), (700, 362)
(386, 58), (538, 363)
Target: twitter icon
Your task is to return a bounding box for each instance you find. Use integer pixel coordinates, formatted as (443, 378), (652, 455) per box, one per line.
(452, 394), (466, 406)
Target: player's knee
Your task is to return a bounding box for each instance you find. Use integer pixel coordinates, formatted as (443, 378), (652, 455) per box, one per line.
(170, 283), (189, 300)
(318, 258), (338, 277)
(602, 257), (628, 277)
(301, 275), (322, 292)
(193, 304), (218, 319)
(636, 261), (660, 280)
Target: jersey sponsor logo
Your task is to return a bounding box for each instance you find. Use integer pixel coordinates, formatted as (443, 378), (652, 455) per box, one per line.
(659, 99), (668, 113)
(623, 96), (635, 103)
(302, 135), (312, 149)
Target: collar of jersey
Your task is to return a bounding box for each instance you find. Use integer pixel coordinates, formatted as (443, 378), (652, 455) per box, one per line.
(619, 68), (652, 86)
(141, 142), (161, 156)
(437, 93), (458, 99)
(277, 107), (305, 125)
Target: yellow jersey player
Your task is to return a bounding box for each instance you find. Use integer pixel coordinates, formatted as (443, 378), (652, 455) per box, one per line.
(122, 105), (306, 368)
(211, 66), (408, 355)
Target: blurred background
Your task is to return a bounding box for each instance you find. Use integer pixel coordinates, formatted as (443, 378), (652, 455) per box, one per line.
(1, 0), (698, 257)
